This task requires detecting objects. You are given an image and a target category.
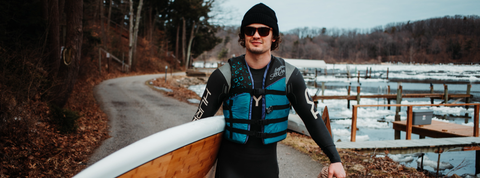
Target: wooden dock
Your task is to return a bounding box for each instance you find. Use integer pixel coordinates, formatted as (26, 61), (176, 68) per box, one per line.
(313, 93), (472, 100)
(350, 103), (479, 142)
(312, 84), (473, 110)
(393, 120), (476, 138)
(335, 137), (480, 154)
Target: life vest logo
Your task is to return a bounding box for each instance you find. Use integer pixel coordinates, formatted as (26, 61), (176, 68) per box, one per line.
(305, 89), (319, 119)
(193, 88), (211, 121)
(269, 66), (285, 80)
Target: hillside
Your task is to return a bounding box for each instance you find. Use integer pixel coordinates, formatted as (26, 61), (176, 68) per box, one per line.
(202, 15), (480, 64)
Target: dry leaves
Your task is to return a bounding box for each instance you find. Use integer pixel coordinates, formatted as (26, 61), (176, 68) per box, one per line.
(281, 132), (431, 177)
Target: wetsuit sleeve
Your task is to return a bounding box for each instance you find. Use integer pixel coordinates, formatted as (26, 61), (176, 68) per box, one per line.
(286, 68), (342, 163)
(192, 69), (228, 121)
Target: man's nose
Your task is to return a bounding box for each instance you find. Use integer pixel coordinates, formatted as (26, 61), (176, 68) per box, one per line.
(253, 30), (261, 38)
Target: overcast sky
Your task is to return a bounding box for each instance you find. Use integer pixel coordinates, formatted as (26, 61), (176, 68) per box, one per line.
(214, 0), (480, 32)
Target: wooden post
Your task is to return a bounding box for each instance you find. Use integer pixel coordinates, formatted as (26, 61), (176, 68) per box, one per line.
(437, 148), (443, 177)
(365, 67), (368, 79)
(357, 71), (360, 83)
(476, 150), (480, 175)
(475, 104), (479, 137)
(325, 68), (327, 76)
(369, 67), (372, 78)
(321, 82), (325, 103)
(406, 106), (413, 140)
(387, 85), (391, 110)
(386, 67), (389, 79)
(396, 85), (403, 113)
(351, 105), (357, 142)
(165, 66), (168, 83)
(444, 84), (449, 104)
(347, 85), (351, 109)
(466, 84), (472, 110)
(395, 85), (402, 140)
(98, 48), (102, 75)
(107, 52), (111, 73)
(356, 86), (361, 104)
(430, 83), (434, 104)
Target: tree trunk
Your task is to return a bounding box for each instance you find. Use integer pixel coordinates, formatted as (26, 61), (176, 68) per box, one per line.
(182, 17), (186, 65)
(100, 0), (106, 48)
(58, 0), (65, 46)
(52, 0), (83, 107)
(185, 21), (197, 69)
(106, 0), (112, 49)
(95, 0), (102, 26)
(42, 0), (61, 77)
(175, 23), (179, 60)
(150, 10), (158, 58)
(132, 0), (143, 71)
(128, 0), (134, 71)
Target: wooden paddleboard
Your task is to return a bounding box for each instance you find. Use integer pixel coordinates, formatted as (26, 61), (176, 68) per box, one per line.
(74, 116), (225, 178)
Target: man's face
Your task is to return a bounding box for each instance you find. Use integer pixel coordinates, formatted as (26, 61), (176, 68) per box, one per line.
(244, 23), (275, 55)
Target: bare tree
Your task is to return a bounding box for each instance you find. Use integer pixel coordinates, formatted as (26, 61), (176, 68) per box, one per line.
(185, 21), (199, 69)
(52, 0), (83, 107)
(42, 0), (61, 77)
(128, 0), (144, 71)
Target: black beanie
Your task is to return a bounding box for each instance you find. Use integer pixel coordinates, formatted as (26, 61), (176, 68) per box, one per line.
(241, 3), (279, 36)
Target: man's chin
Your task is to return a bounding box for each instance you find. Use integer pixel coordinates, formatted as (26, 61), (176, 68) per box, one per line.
(247, 47), (268, 54)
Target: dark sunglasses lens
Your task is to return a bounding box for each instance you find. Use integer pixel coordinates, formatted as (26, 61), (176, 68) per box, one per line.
(257, 28), (270, 36)
(244, 27), (271, 36)
(245, 27), (256, 36)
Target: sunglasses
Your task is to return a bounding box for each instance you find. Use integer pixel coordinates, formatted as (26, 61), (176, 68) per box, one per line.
(244, 27), (271, 37)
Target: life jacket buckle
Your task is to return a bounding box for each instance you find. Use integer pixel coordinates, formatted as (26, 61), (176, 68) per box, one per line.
(255, 132), (266, 138)
(266, 106), (273, 114)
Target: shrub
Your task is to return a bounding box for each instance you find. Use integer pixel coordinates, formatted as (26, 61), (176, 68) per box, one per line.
(50, 105), (80, 134)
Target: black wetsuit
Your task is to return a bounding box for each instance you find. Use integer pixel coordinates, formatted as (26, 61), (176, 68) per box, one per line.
(193, 56), (341, 178)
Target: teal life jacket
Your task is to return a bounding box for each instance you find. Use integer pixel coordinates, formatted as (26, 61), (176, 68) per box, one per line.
(218, 55), (296, 145)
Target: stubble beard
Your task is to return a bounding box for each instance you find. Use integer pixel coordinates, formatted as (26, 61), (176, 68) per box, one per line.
(246, 41), (270, 54)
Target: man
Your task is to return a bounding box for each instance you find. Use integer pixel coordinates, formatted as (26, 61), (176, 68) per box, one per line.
(193, 3), (346, 178)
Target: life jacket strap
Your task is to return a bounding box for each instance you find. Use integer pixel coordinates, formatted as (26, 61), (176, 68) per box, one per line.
(225, 116), (288, 125)
(228, 88), (286, 97)
(225, 125), (287, 139)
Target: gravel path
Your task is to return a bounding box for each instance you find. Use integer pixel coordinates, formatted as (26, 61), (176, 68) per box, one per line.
(89, 73), (323, 177)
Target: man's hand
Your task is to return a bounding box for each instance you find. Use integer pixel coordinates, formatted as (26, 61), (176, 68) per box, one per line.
(328, 162), (346, 178)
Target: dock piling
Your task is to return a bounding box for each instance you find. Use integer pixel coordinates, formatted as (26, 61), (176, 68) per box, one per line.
(466, 84), (472, 110)
(347, 85), (351, 109)
(356, 86), (361, 104)
(321, 82), (325, 103)
(444, 84), (449, 104)
(430, 83), (434, 104)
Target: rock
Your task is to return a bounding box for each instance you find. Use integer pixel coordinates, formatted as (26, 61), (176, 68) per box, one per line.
(396, 164), (404, 171)
(348, 164), (365, 173)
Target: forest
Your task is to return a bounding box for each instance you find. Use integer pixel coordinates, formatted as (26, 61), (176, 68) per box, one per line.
(0, 0), (220, 176)
(0, 0), (479, 177)
(210, 15), (480, 64)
